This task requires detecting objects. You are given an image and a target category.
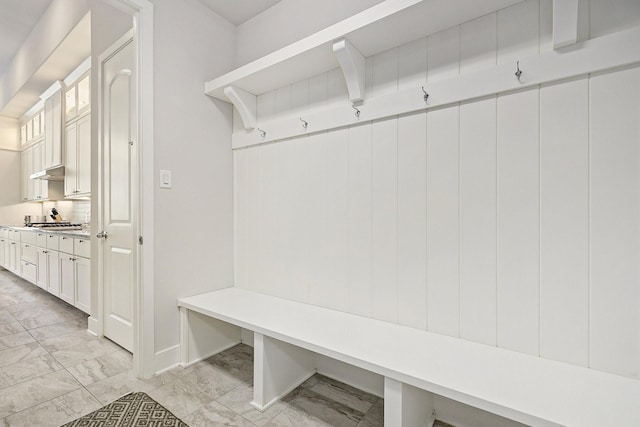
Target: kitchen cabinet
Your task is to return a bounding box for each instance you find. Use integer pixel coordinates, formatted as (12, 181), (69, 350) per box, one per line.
(58, 234), (91, 314)
(7, 230), (19, 275)
(21, 141), (62, 202)
(0, 229), (7, 269)
(44, 89), (63, 169)
(37, 235), (61, 297)
(64, 113), (91, 198)
(60, 255), (75, 306)
(20, 231), (37, 285)
(65, 73), (90, 122)
(21, 108), (45, 147)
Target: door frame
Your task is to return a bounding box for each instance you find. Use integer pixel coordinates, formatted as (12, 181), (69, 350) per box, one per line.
(97, 0), (154, 378)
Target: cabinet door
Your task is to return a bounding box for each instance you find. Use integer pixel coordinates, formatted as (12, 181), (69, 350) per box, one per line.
(32, 142), (46, 200)
(0, 239), (5, 268)
(21, 125), (26, 146)
(65, 86), (77, 120)
(21, 150), (29, 202)
(37, 249), (48, 290)
(60, 255), (75, 305)
(8, 242), (18, 274)
(75, 257), (91, 314)
(64, 122), (78, 196)
(76, 114), (91, 195)
(44, 92), (63, 169)
(77, 75), (90, 116)
(48, 251), (60, 297)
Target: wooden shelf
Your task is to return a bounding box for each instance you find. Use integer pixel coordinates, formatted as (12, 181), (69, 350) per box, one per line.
(204, 0), (523, 102)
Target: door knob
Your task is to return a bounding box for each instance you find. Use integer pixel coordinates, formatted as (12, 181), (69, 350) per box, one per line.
(96, 231), (108, 239)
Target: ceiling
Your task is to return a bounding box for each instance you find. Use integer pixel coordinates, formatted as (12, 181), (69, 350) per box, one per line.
(0, 0), (277, 118)
(198, 0), (282, 26)
(0, 0), (53, 78)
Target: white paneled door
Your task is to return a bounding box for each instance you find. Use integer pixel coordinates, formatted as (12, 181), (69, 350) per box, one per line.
(100, 37), (136, 352)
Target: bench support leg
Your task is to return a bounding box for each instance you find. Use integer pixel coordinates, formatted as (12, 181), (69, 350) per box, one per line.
(251, 333), (315, 411)
(384, 377), (436, 427)
(179, 307), (242, 366)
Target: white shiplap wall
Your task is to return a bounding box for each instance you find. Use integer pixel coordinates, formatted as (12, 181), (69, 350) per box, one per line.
(233, 0), (640, 379)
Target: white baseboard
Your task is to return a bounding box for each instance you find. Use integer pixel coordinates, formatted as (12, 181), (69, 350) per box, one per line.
(154, 344), (181, 373)
(87, 316), (99, 336)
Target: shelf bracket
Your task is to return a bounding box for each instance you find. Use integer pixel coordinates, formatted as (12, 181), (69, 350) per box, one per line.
(552, 0), (579, 49)
(333, 38), (366, 104)
(224, 85), (257, 130)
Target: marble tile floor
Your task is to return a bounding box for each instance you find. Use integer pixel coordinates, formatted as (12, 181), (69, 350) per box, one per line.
(0, 270), (453, 426)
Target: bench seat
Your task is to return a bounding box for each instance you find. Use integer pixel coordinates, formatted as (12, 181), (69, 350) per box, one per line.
(178, 287), (640, 426)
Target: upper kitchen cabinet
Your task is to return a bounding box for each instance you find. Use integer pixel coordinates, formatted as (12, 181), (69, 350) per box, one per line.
(64, 113), (91, 198)
(21, 106), (45, 147)
(43, 86), (63, 170)
(65, 72), (90, 122)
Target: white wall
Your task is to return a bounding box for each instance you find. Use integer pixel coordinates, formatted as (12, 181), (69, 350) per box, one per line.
(234, 0), (640, 380)
(0, 150), (42, 224)
(152, 0), (236, 367)
(235, 0), (384, 66)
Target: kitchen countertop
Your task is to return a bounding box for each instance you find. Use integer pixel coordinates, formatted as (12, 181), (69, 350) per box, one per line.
(0, 225), (91, 239)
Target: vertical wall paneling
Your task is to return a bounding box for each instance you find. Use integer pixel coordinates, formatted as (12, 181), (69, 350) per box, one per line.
(291, 80), (310, 116)
(305, 133), (329, 308)
(288, 136), (313, 303)
(246, 147), (262, 292)
(325, 128), (350, 312)
(308, 72), (328, 114)
(497, 0), (540, 65)
(460, 13), (497, 75)
(274, 85), (292, 121)
(273, 140), (294, 299)
(589, 0), (640, 39)
(398, 37), (428, 93)
(426, 106), (460, 338)
(459, 97), (497, 346)
(397, 112), (428, 330)
(496, 88), (540, 356)
(348, 123), (373, 317)
(539, 77), (589, 367)
(371, 118), (399, 323)
(234, 150), (248, 288)
(257, 90), (276, 123)
(589, 66), (640, 378)
(258, 143), (278, 296)
(370, 47), (399, 99)
(427, 26), (460, 83)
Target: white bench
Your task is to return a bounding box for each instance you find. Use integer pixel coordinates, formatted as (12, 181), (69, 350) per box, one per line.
(178, 287), (640, 426)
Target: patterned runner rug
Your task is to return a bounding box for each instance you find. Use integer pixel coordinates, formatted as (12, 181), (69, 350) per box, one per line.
(61, 392), (188, 426)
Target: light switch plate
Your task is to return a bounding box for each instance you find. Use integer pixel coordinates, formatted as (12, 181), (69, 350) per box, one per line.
(160, 170), (172, 188)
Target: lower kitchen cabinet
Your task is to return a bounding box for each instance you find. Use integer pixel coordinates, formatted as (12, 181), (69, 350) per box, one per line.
(8, 240), (19, 275)
(60, 255), (75, 306)
(75, 257), (90, 313)
(0, 237), (6, 269)
(37, 248), (60, 296)
(59, 254), (90, 314)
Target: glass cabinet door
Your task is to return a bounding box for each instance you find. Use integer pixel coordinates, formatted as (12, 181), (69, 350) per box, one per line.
(65, 86), (77, 119)
(77, 75), (90, 114)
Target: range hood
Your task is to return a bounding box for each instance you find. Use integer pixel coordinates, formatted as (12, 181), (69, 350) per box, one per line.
(30, 165), (65, 181)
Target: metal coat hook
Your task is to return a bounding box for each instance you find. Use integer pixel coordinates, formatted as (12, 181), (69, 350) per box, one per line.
(515, 61), (523, 80)
(352, 104), (361, 118)
(422, 86), (429, 102)
(257, 128), (266, 138)
(300, 118), (308, 129)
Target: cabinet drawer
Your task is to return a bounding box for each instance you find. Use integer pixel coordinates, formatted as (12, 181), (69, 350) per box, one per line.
(47, 234), (59, 250)
(59, 236), (74, 254)
(21, 243), (37, 264)
(36, 232), (47, 248)
(74, 238), (90, 258)
(21, 231), (37, 245)
(21, 261), (37, 285)
(7, 229), (19, 241)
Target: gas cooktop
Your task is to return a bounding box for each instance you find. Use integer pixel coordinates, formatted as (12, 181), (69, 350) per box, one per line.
(27, 222), (84, 231)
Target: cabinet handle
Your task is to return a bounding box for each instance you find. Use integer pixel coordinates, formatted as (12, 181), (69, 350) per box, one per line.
(24, 245), (29, 248)
(62, 237), (67, 240)
(78, 240), (83, 244)
(43, 250), (48, 254)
